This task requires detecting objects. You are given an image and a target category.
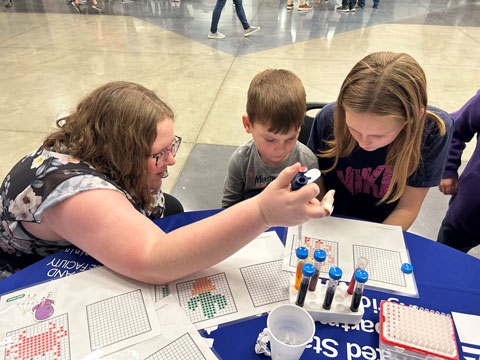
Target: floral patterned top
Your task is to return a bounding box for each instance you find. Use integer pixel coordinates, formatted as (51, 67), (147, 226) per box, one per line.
(0, 146), (165, 279)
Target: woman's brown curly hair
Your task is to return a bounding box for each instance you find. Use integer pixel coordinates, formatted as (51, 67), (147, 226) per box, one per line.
(44, 81), (174, 210)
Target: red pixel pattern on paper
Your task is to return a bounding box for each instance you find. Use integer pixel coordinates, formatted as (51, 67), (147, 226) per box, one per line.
(292, 236), (338, 269)
(5, 314), (69, 360)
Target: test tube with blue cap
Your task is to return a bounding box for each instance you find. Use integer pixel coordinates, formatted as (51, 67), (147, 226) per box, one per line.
(295, 263), (315, 307)
(309, 249), (326, 291)
(347, 256), (368, 295)
(322, 266), (342, 310)
(350, 269), (368, 312)
(294, 247), (309, 290)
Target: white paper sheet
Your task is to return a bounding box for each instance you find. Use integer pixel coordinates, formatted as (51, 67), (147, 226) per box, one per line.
(282, 217), (418, 297)
(164, 231), (292, 329)
(0, 267), (161, 359)
(452, 312), (480, 345)
(98, 295), (219, 359)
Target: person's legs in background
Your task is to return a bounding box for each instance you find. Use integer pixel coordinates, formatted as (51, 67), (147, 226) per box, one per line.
(337, 0), (355, 12)
(298, 0), (312, 11)
(232, 0), (250, 30)
(337, 0), (349, 11)
(209, 0), (228, 39)
(67, 0), (80, 11)
(357, 0), (365, 8)
(437, 218), (480, 253)
(3, 0), (13, 8)
(91, 0), (104, 11)
(372, 0), (379, 8)
(232, 0), (261, 36)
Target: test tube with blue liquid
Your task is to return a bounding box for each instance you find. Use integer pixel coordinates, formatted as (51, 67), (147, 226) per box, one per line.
(322, 266), (342, 310)
(295, 263), (315, 307)
(309, 249), (326, 291)
(349, 269), (368, 312)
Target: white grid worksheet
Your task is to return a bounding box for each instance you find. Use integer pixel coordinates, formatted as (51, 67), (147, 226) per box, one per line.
(86, 289), (151, 350)
(240, 260), (290, 307)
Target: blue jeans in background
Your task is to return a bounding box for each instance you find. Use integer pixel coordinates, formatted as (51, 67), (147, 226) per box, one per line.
(357, 0), (379, 7)
(210, 0), (250, 33)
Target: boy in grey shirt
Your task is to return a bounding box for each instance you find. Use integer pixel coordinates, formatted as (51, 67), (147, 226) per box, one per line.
(222, 69), (319, 208)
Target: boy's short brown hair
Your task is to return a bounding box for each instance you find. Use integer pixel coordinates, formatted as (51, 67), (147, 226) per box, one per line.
(246, 69), (306, 134)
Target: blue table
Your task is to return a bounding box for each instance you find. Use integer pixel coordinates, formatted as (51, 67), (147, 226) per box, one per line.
(1, 210), (480, 359)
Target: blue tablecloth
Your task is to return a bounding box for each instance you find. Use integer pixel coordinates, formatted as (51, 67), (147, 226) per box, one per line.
(1, 210), (480, 359)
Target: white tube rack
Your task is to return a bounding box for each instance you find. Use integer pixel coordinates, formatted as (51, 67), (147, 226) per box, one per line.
(289, 277), (365, 325)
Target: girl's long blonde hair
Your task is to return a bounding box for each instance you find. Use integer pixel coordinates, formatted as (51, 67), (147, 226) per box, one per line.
(44, 81), (174, 210)
(321, 52), (446, 204)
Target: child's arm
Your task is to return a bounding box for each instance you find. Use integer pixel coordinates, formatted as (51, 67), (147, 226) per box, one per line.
(439, 90), (480, 195)
(382, 186), (429, 231)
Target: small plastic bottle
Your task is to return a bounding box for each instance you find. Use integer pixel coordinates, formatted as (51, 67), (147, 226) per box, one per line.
(309, 249), (326, 291)
(295, 263), (315, 307)
(322, 266), (343, 310)
(350, 269), (368, 312)
(294, 247), (309, 290)
(347, 257), (368, 295)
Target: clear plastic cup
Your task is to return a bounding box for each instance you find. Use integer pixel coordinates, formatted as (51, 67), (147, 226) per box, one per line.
(267, 304), (315, 360)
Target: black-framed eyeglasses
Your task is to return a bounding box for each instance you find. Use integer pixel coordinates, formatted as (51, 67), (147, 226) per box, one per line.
(151, 135), (182, 167)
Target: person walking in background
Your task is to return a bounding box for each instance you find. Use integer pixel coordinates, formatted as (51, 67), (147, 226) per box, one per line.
(3, 0), (13, 8)
(287, 0), (312, 12)
(208, 0), (260, 39)
(438, 90), (480, 252)
(356, 0), (379, 9)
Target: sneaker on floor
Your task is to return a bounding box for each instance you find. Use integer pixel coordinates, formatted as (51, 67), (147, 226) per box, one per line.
(298, 3), (312, 11)
(373, 4), (378, 8)
(286, 2), (293, 10)
(208, 31), (226, 39)
(336, 5), (349, 11)
(92, 2), (104, 11)
(244, 26), (260, 37)
(349, 7), (355, 12)
(71, 1), (81, 11)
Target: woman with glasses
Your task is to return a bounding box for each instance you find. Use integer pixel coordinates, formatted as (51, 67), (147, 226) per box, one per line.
(0, 81), (334, 283)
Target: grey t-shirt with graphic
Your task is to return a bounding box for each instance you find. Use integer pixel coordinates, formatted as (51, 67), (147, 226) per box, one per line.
(222, 139), (319, 208)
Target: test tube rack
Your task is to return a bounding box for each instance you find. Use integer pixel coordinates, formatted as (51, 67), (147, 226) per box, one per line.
(379, 300), (458, 360)
(289, 277), (364, 325)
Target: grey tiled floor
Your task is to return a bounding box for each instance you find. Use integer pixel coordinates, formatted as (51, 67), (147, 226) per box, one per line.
(172, 144), (236, 211)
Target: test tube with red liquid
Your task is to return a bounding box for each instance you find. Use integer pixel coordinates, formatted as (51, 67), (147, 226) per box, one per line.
(309, 249), (326, 291)
(347, 256), (368, 295)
